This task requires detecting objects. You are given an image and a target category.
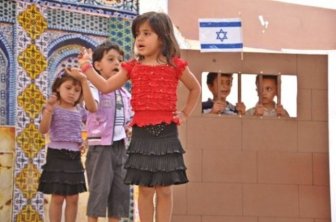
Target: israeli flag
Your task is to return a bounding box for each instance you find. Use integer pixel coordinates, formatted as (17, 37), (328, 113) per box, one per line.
(199, 18), (243, 52)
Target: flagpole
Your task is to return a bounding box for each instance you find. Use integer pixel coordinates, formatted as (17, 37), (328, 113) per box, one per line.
(277, 74), (282, 106)
(258, 73), (263, 105)
(237, 72), (242, 117)
(217, 72), (222, 116)
(277, 74), (282, 118)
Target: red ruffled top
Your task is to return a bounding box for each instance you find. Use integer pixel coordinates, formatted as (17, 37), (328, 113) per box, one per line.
(121, 57), (187, 126)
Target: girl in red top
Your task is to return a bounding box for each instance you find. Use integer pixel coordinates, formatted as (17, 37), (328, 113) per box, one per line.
(71, 11), (201, 222)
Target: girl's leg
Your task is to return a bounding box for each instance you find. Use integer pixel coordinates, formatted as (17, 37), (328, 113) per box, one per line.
(108, 217), (120, 222)
(155, 186), (173, 222)
(87, 216), (98, 222)
(50, 194), (65, 222)
(138, 186), (156, 222)
(65, 194), (79, 222)
(88, 216), (120, 222)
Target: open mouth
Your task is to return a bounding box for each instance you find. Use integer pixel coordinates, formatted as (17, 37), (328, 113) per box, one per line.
(137, 44), (145, 50)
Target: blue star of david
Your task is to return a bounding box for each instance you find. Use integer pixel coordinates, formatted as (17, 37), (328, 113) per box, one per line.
(216, 29), (228, 42)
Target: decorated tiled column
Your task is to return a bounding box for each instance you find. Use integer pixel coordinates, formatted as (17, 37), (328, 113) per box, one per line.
(109, 16), (138, 222)
(0, 49), (8, 125)
(13, 2), (48, 221)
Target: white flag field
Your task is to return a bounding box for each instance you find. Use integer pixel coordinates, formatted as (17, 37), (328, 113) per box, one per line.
(199, 18), (243, 52)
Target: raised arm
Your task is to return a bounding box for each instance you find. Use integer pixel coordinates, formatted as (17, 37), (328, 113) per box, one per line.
(65, 68), (97, 112)
(78, 47), (128, 93)
(83, 66), (129, 94)
(179, 66), (201, 117)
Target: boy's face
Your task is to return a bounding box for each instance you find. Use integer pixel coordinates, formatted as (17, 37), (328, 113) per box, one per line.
(94, 48), (123, 79)
(257, 78), (277, 105)
(208, 75), (233, 101)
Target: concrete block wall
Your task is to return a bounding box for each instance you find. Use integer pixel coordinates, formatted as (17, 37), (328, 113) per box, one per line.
(172, 50), (330, 222)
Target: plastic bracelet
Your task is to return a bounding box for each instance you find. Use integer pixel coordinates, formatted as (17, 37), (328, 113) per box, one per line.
(80, 63), (92, 73)
(79, 59), (92, 64)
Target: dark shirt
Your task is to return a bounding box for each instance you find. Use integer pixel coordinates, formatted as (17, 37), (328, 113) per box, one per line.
(202, 98), (237, 115)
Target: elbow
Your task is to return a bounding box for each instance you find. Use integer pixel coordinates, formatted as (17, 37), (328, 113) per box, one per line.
(101, 86), (111, 94)
(195, 83), (202, 97)
(85, 101), (98, 113)
(39, 128), (47, 135)
(197, 84), (201, 94)
(92, 106), (98, 113)
(87, 105), (98, 113)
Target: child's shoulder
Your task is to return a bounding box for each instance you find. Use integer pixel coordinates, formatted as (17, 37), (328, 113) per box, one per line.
(172, 56), (188, 71)
(121, 59), (138, 73)
(173, 56), (187, 64)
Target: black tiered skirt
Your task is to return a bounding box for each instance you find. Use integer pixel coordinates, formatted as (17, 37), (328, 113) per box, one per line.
(124, 123), (189, 187)
(38, 148), (87, 195)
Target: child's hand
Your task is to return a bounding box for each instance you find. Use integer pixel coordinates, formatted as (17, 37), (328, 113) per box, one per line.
(236, 102), (246, 115)
(210, 100), (226, 114)
(80, 139), (88, 156)
(78, 47), (93, 66)
(254, 103), (264, 116)
(276, 104), (288, 117)
(47, 94), (58, 105)
(173, 111), (187, 125)
(45, 93), (58, 112)
(125, 127), (132, 139)
(65, 67), (87, 82)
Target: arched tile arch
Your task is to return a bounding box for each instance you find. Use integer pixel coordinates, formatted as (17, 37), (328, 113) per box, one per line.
(0, 33), (15, 125)
(47, 34), (98, 90)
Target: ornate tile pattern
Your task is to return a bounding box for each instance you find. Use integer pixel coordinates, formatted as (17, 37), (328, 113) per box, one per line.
(0, 24), (15, 126)
(6, 0), (138, 221)
(13, 2), (48, 221)
(109, 16), (133, 60)
(73, 0), (139, 13)
(15, 163), (41, 200)
(18, 44), (47, 80)
(47, 8), (110, 36)
(16, 123), (45, 159)
(17, 4), (47, 40)
(0, 50), (8, 125)
(0, 0), (16, 23)
(19, 0), (138, 17)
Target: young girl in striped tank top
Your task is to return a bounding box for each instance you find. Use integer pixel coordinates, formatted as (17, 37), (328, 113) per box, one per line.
(38, 69), (97, 222)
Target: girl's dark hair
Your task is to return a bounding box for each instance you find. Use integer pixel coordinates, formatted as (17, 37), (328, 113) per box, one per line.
(207, 72), (233, 85)
(132, 11), (180, 66)
(92, 40), (124, 74)
(51, 70), (83, 106)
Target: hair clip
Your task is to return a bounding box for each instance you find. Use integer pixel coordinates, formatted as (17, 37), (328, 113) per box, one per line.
(56, 70), (66, 79)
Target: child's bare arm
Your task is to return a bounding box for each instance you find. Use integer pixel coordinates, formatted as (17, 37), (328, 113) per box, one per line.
(81, 78), (98, 113)
(65, 68), (97, 113)
(276, 105), (290, 117)
(39, 94), (57, 134)
(79, 48), (128, 93)
(254, 103), (264, 116)
(210, 101), (226, 114)
(236, 102), (246, 115)
(179, 66), (201, 118)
